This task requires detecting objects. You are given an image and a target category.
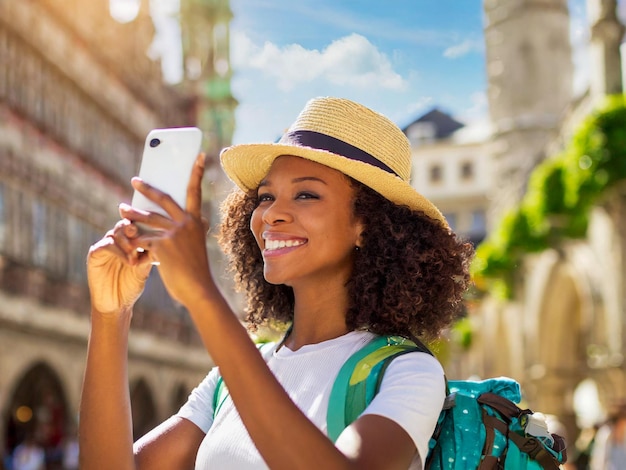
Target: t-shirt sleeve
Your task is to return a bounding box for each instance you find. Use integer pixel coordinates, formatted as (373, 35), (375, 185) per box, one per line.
(176, 366), (221, 433)
(175, 343), (276, 434)
(360, 351), (445, 466)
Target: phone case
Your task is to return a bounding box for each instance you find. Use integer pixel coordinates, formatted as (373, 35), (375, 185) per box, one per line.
(131, 127), (203, 217)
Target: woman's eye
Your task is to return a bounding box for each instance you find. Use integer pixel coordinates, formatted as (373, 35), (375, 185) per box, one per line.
(296, 192), (319, 200)
(257, 193), (274, 202)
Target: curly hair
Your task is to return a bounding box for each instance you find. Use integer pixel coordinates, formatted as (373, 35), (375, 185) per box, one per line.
(217, 179), (474, 341)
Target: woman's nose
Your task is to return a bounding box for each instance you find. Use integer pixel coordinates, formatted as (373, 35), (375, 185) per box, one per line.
(261, 199), (293, 225)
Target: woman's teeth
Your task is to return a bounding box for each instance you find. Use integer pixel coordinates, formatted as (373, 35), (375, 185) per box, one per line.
(265, 239), (305, 250)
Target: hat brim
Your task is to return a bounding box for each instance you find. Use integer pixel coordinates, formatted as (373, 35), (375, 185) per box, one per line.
(220, 142), (448, 228)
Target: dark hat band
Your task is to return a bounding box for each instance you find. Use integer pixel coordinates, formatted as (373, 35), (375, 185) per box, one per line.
(281, 130), (398, 177)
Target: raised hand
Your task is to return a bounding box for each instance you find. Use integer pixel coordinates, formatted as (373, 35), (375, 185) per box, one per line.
(119, 153), (214, 308)
(87, 219), (152, 316)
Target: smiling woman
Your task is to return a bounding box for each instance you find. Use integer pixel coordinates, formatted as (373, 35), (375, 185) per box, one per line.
(79, 96), (473, 470)
(248, 157), (362, 288)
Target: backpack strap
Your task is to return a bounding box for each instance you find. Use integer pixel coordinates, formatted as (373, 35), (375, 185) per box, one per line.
(507, 433), (562, 470)
(477, 393), (563, 470)
(478, 392), (532, 422)
(479, 412), (509, 469)
(212, 376), (228, 418)
(326, 335), (429, 443)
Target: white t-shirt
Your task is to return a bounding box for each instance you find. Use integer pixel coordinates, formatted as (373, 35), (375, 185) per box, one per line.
(177, 331), (445, 469)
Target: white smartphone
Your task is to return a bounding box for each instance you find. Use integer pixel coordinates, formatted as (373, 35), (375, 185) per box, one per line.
(131, 127), (203, 217)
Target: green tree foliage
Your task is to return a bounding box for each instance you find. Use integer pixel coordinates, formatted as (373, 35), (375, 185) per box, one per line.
(472, 95), (626, 298)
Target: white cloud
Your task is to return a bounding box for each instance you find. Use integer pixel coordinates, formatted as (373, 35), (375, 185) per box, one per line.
(453, 91), (493, 143)
(231, 31), (407, 91)
(404, 96), (434, 118)
(443, 38), (483, 59)
(457, 91), (488, 122)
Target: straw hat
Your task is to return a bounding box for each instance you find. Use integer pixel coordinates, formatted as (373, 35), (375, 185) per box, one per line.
(220, 97), (447, 227)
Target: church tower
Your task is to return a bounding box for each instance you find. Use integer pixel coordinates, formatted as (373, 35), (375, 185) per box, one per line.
(483, 0), (573, 221)
(179, 0), (240, 306)
(588, 0), (624, 98)
(180, 0), (237, 170)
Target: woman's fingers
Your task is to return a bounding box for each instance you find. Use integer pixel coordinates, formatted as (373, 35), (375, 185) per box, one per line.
(121, 218), (139, 238)
(130, 177), (184, 222)
(88, 234), (127, 265)
(90, 219), (150, 266)
(186, 153), (206, 218)
(129, 152), (205, 224)
(119, 203), (174, 233)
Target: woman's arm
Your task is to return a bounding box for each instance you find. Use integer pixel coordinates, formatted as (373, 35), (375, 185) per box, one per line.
(79, 220), (205, 469)
(123, 156), (419, 469)
(133, 416), (205, 469)
(79, 222), (148, 470)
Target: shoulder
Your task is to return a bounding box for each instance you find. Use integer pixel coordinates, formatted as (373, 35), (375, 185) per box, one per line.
(384, 348), (444, 377)
(176, 366), (221, 433)
(375, 349), (445, 401)
(362, 349), (445, 465)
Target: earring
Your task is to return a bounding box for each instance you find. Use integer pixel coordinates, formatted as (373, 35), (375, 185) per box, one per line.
(355, 246), (360, 252)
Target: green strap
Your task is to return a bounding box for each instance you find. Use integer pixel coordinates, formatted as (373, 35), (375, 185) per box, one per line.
(213, 334), (427, 444)
(327, 336), (422, 443)
(212, 376), (228, 418)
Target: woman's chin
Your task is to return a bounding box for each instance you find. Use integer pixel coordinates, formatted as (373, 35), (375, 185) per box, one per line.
(263, 271), (287, 286)
(262, 270), (297, 287)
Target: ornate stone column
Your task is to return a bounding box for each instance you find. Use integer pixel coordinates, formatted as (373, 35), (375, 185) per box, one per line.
(587, 0), (625, 98)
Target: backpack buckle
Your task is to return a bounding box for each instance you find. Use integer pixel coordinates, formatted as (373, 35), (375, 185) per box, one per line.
(443, 392), (456, 410)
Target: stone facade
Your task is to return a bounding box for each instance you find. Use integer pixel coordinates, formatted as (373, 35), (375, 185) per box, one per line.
(469, 0), (626, 446)
(484, 0), (574, 223)
(0, 0), (235, 463)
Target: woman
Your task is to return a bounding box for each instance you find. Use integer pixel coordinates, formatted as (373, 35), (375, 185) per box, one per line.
(79, 97), (474, 469)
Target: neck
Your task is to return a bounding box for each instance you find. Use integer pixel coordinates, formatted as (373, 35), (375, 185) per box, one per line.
(283, 282), (351, 350)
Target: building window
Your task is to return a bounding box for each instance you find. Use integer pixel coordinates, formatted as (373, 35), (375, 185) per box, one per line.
(68, 216), (86, 282)
(407, 122), (436, 146)
(470, 209), (486, 234)
(48, 206), (68, 276)
(429, 164), (443, 183)
(12, 190), (33, 263)
(0, 182), (5, 247)
(32, 200), (47, 267)
(460, 161), (474, 180)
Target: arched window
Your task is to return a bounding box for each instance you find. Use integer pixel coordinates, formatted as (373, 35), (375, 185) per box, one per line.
(130, 378), (158, 441)
(170, 383), (191, 415)
(3, 362), (70, 462)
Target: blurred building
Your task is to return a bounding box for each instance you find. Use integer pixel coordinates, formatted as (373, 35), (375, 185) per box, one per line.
(0, 0), (236, 464)
(460, 0), (626, 446)
(404, 108), (496, 247)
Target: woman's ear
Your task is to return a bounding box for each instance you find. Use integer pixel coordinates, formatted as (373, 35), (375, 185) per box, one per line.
(355, 221), (365, 249)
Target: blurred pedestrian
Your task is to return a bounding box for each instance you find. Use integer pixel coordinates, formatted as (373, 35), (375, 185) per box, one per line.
(590, 402), (626, 470)
(60, 424), (79, 470)
(11, 430), (44, 470)
(572, 424), (598, 470)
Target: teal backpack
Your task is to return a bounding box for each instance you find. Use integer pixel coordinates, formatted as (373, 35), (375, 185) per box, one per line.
(213, 336), (567, 469)
(327, 335), (567, 469)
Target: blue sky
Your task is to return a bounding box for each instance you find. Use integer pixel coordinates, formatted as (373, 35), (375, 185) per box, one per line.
(228, 0), (488, 144)
(109, 0), (600, 145)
